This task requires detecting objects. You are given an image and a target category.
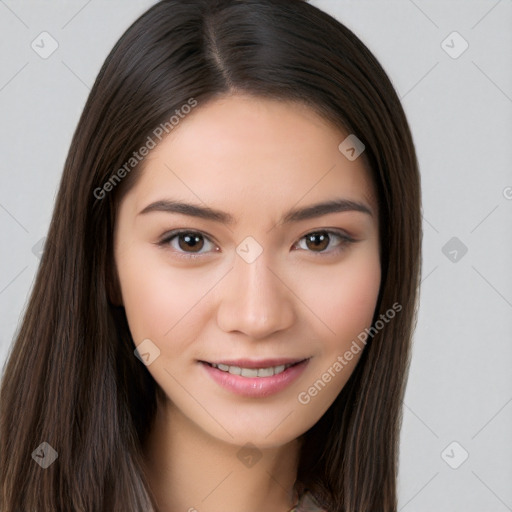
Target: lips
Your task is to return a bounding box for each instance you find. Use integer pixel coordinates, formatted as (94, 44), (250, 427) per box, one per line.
(200, 357), (310, 397)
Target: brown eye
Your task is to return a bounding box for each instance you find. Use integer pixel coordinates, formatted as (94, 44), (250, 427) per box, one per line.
(158, 230), (217, 258)
(295, 230), (354, 255)
(304, 232), (330, 252)
(177, 232), (204, 253)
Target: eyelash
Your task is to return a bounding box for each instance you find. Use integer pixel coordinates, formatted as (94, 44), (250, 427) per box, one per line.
(156, 229), (356, 260)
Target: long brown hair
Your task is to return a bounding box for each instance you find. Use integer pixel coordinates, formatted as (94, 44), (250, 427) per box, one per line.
(0, 1), (422, 510)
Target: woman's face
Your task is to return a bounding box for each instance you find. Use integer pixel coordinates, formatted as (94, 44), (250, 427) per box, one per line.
(113, 94), (381, 448)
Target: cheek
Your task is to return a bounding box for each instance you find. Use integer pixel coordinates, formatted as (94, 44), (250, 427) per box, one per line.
(295, 249), (381, 350)
(292, 251), (380, 417)
(116, 248), (210, 345)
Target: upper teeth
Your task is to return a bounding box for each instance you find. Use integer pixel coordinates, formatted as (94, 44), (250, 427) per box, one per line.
(211, 362), (294, 377)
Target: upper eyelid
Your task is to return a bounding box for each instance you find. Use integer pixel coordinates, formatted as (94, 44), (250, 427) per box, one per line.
(160, 229), (217, 247)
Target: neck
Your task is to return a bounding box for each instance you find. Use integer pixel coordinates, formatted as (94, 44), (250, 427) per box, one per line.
(142, 396), (301, 512)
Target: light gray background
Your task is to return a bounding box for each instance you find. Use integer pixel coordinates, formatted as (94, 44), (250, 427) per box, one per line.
(1, 1), (511, 510)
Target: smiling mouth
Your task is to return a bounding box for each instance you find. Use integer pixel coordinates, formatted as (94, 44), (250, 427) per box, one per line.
(201, 359), (308, 378)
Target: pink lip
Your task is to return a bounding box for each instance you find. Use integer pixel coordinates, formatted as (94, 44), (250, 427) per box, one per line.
(199, 358), (310, 398)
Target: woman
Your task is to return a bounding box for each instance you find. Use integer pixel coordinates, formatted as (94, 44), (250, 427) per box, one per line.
(0, 0), (422, 510)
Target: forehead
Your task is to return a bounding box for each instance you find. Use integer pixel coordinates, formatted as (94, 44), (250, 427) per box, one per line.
(125, 94), (377, 220)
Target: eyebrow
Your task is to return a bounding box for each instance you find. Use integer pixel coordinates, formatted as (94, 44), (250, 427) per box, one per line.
(137, 197), (373, 225)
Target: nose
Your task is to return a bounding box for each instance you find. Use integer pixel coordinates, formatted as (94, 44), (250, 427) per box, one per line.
(215, 248), (295, 340)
